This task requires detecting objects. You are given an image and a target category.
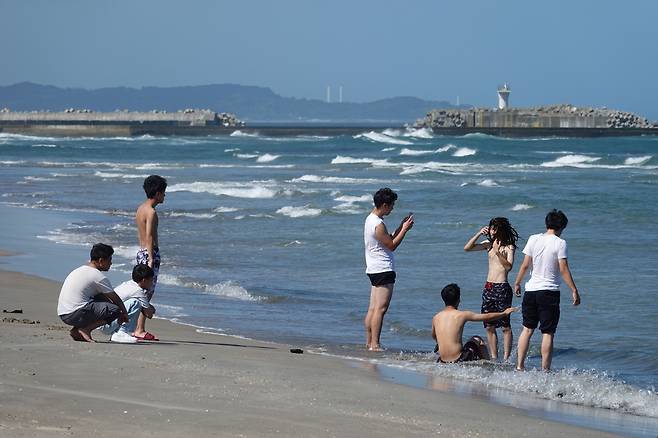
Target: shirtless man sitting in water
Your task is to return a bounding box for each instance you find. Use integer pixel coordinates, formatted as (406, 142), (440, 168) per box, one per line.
(432, 283), (517, 363)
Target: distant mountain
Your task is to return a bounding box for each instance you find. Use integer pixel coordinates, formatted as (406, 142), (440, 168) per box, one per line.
(0, 82), (467, 123)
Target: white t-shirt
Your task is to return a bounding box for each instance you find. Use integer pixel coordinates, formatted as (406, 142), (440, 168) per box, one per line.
(114, 280), (150, 308)
(364, 213), (395, 274)
(523, 233), (568, 291)
(57, 265), (114, 315)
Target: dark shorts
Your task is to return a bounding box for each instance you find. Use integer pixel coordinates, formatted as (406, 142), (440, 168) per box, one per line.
(481, 282), (513, 328)
(60, 297), (120, 328)
(438, 336), (485, 363)
(522, 290), (560, 334)
(367, 271), (396, 287)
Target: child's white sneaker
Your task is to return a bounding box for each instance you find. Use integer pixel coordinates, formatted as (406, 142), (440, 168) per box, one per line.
(110, 331), (137, 344)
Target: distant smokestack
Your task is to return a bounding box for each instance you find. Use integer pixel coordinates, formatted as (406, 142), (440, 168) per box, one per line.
(326, 86), (331, 103)
(339, 86), (343, 103)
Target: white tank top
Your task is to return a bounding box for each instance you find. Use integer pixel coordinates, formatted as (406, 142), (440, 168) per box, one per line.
(364, 213), (395, 274)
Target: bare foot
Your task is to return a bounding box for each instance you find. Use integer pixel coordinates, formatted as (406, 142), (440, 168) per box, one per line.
(368, 345), (386, 352)
(69, 328), (85, 342)
(76, 328), (96, 343)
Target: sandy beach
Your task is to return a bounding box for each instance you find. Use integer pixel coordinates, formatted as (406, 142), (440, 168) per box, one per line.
(0, 263), (622, 438)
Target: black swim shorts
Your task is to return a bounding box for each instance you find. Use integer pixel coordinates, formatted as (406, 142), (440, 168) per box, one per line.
(521, 289), (560, 334)
(367, 271), (396, 287)
(438, 336), (485, 363)
(481, 282), (513, 328)
(60, 296), (120, 328)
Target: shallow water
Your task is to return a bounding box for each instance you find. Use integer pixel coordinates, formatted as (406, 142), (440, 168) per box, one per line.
(1, 130), (657, 426)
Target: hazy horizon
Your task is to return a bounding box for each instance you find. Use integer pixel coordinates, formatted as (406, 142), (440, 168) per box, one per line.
(2, 0), (657, 119)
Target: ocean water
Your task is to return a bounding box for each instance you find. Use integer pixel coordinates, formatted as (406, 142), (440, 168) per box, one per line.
(1, 130), (657, 432)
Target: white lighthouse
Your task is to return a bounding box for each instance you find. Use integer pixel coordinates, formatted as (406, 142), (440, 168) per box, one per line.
(497, 83), (511, 110)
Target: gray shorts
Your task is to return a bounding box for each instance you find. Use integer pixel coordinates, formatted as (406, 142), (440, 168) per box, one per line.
(60, 297), (120, 328)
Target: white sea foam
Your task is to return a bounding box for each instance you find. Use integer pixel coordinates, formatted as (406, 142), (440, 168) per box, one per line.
(167, 211), (217, 219)
(224, 148), (240, 152)
(382, 129), (402, 137)
(0, 160), (26, 165)
(354, 131), (413, 145)
(230, 130), (259, 137)
(213, 206), (240, 213)
(168, 182), (278, 199)
(331, 155), (391, 167)
(235, 153), (259, 159)
(479, 179), (501, 187)
(291, 174), (379, 184)
(32, 143), (57, 148)
(276, 205), (323, 218)
(511, 203), (534, 211)
(381, 147), (396, 152)
(624, 155), (652, 165)
(453, 147), (477, 157)
(37, 229), (93, 247)
(23, 176), (56, 182)
(402, 127), (433, 139)
(391, 360), (658, 418)
(399, 148), (436, 156)
(256, 153), (280, 163)
(334, 194), (371, 203)
(158, 274), (260, 302)
(112, 245), (142, 261)
(94, 171), (150, 179)
(541, 154), (602, 168)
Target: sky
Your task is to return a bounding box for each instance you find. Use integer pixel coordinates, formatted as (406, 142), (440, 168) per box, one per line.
(2, 0), (658, 119)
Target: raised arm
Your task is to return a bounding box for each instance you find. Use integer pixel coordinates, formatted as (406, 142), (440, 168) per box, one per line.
(559, 258), (580, 306)
(375, 216), (413, 252)
(514, 254), (532, 296)
(464, 227), (491, 251)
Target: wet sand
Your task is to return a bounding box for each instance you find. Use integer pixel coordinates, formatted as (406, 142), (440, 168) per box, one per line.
(0, 267), (621, 437)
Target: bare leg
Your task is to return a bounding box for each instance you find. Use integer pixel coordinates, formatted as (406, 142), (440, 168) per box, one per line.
(516, 326), (534, 370)
(540, 333), (554, 370)
(502, 326), (513, 362)
(133, 312), (147, 338)
(367, 284), (393, 351)
(364, 288), (376, 349)
(485, 326), (498, 360)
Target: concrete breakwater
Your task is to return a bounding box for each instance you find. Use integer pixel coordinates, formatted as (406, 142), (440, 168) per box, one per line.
(415, 104), (658, 133)
(1, 106), (657, 138)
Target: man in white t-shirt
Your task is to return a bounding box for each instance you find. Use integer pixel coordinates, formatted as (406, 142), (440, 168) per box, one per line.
(513, 210), (581, 370)
(363, 187), (414, 351)
(57, 243), (129, 342)
(99, 264), (156, 343)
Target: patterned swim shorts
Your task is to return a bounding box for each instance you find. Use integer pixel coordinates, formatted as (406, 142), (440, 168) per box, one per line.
(136, 247), (160, 300)
(481, 282), (513, 328)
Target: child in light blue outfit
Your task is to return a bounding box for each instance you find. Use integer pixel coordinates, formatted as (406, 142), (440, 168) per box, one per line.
(100, 264), (156, 343)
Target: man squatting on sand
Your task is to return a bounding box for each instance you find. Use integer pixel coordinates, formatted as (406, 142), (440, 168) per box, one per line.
(514, 209), (581, 371)
(364, 187), (414, 352)
(57, 243), (129, 342)
(463, 217), (520, 361)
(432, 283), (518, 363)
(134, 174), (167, 341)
(98, 264), (157, 344)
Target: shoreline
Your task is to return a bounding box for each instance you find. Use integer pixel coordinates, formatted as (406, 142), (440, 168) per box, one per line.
(0, 204), (656, 436)
(0, 263), (628, 437)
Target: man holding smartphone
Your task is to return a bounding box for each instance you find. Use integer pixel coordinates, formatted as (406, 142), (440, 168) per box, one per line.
(363, 187), (414, 351)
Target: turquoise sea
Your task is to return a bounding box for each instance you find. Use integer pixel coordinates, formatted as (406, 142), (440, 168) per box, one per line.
(1, 130), (657, 436)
